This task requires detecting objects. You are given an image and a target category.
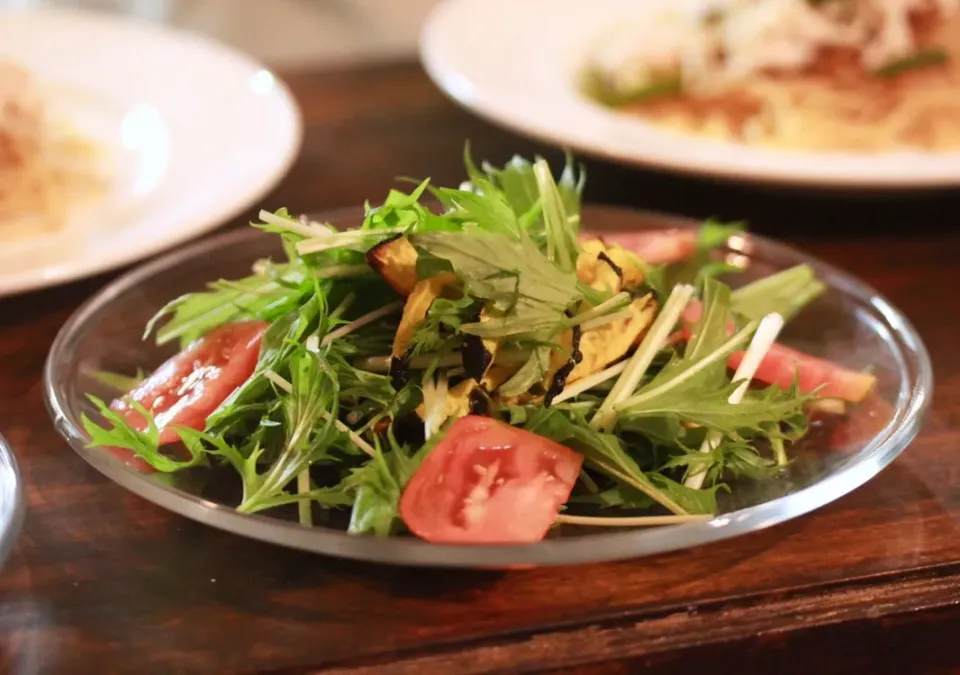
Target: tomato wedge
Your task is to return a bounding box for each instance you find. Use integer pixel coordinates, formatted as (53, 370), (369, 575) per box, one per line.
(583, 229), (697, 266)
(727, 344), (875, 403)
(400, 416), (583, 544)
(107, 320), (268, 472)
(681, 300), (875, 403)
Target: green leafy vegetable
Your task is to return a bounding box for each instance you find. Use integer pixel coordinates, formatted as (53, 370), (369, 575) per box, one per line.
(512, 406), (716, 515)
(875, 48), (948, 78)
(342, 430), (430, 536)
(236, 349), (344, 514)
(583, 67), (683, 108)
(89, 368), (144, 394)
(731, 264), (825, 322)
(672, 219), (744, 290)
(81, 396), (206, 472)
(411, 228), (582, 338)
(78, 145), (834, 538)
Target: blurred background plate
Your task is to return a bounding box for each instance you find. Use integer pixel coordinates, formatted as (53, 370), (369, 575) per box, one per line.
(44, 205), (932, 568)
(0, 433), (24, 568)
(421, 0), (960, 189)
(0, 6), (301, 297)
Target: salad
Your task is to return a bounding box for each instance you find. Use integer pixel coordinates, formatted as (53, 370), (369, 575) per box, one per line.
(82, 148), (876, 544)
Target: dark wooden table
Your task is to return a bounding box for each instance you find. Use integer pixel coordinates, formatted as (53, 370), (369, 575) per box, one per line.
(4, 62), (960, 675)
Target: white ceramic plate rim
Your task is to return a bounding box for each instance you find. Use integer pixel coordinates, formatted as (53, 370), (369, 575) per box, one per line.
(420, 0), (960, 188)
(0, 7), (302, 297)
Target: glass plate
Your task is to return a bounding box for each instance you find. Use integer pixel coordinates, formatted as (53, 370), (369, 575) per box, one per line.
(43, 205), (933, 568)
(0, 433), (25, 568)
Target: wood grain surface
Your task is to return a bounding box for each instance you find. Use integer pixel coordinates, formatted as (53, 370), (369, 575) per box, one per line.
(2, 62), (960, 674)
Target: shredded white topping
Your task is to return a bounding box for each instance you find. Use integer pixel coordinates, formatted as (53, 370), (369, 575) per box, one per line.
(593, 0), (957, 96)
(422, 372), (450, 441)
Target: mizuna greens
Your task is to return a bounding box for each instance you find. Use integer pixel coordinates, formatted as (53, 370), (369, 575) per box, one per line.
(82, 148), (871, 542)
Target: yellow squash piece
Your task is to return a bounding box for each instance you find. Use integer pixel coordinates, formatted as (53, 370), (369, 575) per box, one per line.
(567, 294), (656, 383)
(366, 235), (420, 296)
(415, 366), (513, 422)
(538, 240), (653, 391)
(576, 238), (646, 292)
(604, 244), (646, 288)
(391, 273), (456, 358)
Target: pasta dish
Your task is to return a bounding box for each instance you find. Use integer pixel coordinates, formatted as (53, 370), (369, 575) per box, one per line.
(0, 61), (104, 241)
(585, 0), (960, 151)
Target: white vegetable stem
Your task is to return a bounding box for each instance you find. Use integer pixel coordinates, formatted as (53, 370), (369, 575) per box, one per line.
(568, 291), (630, 327)
(580, 308), (634, 332)
(422, 372), (449, 441)
(321, 301), (402, 347)
(591, 284), (695, 431)
(684, 312), (785, 490)
(551, 360), (628, 405)
(259, 209), (331, 238)
(297, 471), (312, 526)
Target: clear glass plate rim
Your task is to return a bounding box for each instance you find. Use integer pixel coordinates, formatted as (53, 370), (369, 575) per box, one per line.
(42, 204), (934, 567)
(0, 433), (25, 568)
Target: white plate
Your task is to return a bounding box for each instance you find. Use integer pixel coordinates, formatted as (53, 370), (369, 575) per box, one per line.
(0, 7), (301, 297)
(420, 0), (960, 189)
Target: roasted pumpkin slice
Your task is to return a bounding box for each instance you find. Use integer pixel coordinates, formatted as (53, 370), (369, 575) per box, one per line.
(603, 244), (646, 288)
(567, 293), (656, 383)
(415, 366), (512, 422)
(367, 235), (420, 296)
(576, 238), (645, 292)
(391, 273), (456, 359)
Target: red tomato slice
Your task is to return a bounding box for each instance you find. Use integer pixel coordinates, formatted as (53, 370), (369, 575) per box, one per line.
(107, 320), (268, 472)
(582, 229), (698, 265)
(400, 416), (583, 544)
(682, 300), (875, 403)
(727, 344), (875, 403)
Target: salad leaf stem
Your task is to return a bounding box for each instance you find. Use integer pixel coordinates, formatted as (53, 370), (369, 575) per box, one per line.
(586, 458), (692, 515)
(238, 350), (342, 514)
(566, 291), (631, 327)
(534, 158), (580, 272)
(616, 319), (759, 413)
(297, 227), (407, 255)
(580, 308), (635, 332)
(355, 349), (531, 373)
(684, 313), (784, 489)
(329, 292), (357, 320)
(258, 209), (331, 238)
(552, 360), (628, 405)
(592, 284), (694, 431)
(315, 264), (371, 279)
(321, 301), (402, 347)
(264, 369), (376, 457)
(731, 264), (824, 322)
(297, 471), (313, 525)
